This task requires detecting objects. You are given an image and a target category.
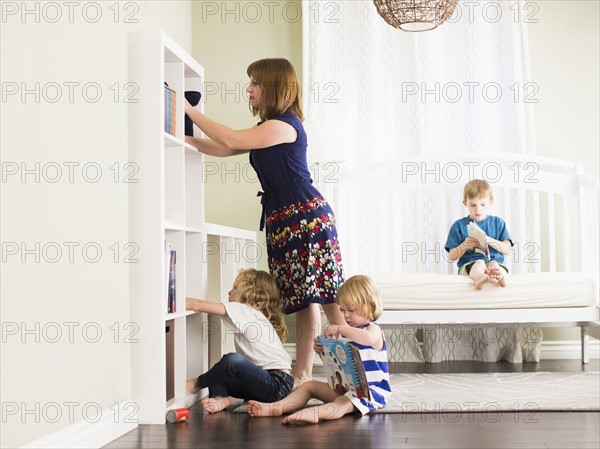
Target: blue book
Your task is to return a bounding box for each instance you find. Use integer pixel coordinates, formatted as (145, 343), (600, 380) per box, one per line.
(316, 336), (370, 400)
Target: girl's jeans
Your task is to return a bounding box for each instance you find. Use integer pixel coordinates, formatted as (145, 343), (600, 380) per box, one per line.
(197, 352), (293, 401)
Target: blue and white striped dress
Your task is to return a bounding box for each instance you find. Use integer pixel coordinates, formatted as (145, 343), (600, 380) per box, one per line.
(342, 322), (391, 415)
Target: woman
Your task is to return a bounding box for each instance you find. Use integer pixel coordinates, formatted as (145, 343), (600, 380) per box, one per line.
(185, 58), (345, 387)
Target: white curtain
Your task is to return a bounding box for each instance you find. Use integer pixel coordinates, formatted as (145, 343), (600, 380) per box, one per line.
(303, 0), (538, 277)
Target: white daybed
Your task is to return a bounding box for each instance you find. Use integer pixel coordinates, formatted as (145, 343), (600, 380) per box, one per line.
(377, 272), (598, 363)
(336, 154), (599, 363)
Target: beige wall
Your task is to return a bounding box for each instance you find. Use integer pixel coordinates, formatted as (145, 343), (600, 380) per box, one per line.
(191, 0), (302, 271)
(190, 0), (302, 338)
(0, 2), (192, 447)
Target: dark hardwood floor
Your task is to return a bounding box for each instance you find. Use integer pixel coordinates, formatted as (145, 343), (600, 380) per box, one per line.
(103, 360), (599, 449)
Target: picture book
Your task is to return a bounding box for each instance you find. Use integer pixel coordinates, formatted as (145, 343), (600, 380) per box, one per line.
(467, 221), (490, 258)
(316, 336), (370, 401)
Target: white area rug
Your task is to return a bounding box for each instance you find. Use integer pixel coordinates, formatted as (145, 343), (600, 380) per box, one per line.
(383, 371), (600, 413)
(232, 371), (600, 413)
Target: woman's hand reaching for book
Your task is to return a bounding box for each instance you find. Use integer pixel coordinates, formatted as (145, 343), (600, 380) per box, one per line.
(184, 98), (194, 115)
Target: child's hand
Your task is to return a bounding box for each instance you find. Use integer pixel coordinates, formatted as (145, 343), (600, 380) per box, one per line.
(313, 338), (324, 354)
(322, 325), (340, 338)
(186, 298), (196, 310)
(463, 237), (480, 249)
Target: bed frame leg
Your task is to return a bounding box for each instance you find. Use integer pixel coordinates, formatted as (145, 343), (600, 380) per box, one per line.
(581, 326), (589, 364)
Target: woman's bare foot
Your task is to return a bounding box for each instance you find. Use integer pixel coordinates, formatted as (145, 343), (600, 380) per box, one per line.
(247, 400), (283, 417)
(186, 379), (199, 395)
(201, 397), (231, 414)
(281, 408), (319, 424)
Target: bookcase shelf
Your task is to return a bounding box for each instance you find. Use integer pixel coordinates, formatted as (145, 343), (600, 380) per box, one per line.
(128, 31), (257, 424)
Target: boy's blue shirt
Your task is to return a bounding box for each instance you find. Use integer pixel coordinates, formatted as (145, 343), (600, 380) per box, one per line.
(445, 215), (513, 268)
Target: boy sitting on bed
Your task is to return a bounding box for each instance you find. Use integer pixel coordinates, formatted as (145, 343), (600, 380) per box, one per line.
(445, 179), (514, 290)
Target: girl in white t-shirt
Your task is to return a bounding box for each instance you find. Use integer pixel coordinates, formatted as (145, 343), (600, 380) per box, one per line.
(186, 269), (293, 414)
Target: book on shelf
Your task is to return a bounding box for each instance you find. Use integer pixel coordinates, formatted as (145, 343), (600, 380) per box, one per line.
(165, 241), (176, 314)
(316, 336), (370, 400)
(467, 221), (490, 258)
(164, 82), (176, 137)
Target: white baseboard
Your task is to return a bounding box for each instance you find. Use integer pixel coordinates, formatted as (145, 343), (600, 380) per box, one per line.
(541, 340), (600, 360)
(285, 341), (600, 362)
(21, 402), (137, 449)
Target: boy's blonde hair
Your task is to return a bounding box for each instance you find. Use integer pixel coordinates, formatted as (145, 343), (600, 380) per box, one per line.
(463, 179), (494, 202)
(336, 275), (383, 321)
(235, 269), (288, 343)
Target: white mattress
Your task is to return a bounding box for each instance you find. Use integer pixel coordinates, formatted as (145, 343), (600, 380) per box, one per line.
(376, 272), (598, 310)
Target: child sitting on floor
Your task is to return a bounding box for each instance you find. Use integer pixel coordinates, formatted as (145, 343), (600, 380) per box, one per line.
(247, 275), (391, 424)
(445, 179), (514, 290)
(186, 269), (293, 413)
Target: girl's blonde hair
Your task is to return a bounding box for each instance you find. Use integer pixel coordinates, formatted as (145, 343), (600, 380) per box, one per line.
(463, 179), (494, 202)
(335, 275), (383, 321)
(246, 58), (304, 122)
(235, 269), (288, 343)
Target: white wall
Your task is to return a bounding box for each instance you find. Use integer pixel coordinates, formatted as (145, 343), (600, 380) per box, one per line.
(528, 0), (599, 340)
(0, 2), (192, 447)
(528, 0), (599, 178)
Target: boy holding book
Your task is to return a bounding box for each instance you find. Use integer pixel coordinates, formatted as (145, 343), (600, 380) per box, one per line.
(445, 179), (514, 290)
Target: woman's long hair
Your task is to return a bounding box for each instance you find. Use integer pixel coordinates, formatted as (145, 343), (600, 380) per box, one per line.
(247, 58), (304, 122)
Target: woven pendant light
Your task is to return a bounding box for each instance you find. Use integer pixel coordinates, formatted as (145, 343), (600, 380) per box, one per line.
(373, 0), (459, 32)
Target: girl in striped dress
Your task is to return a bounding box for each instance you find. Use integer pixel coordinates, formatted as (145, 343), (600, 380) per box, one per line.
(248, 275), (391, 424)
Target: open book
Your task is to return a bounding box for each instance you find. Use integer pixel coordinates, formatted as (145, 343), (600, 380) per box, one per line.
(467, 221), (490, 258)
(316, 336), (370, 400)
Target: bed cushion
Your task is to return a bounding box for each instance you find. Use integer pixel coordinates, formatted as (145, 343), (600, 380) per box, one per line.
(377, 272), (598, 310)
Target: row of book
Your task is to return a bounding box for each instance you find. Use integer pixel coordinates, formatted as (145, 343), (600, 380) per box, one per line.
(165, 241), (176, 314)
(164, 83), (176, 136)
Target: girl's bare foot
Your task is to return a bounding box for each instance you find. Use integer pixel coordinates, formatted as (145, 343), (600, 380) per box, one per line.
(186, 379), (199, 395)
(201, 397), (231, 414)
(281, 408), (319, 424)
(247, 400), (283, 417)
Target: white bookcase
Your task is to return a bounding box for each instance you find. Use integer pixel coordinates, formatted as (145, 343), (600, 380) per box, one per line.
(128, 31), (257, 424)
